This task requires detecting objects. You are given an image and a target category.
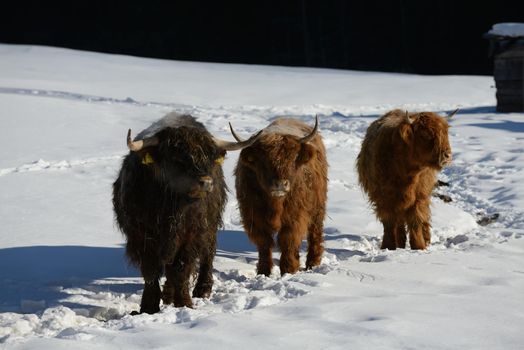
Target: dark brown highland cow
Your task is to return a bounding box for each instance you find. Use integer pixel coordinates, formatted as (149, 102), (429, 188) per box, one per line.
(357, 109), (457, 250)
(233, 117), (328, 276)
(113, 113), (259, 314)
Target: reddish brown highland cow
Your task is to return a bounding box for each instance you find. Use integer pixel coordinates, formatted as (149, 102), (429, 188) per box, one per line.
(357, 109), (456, 250)
(233, 117), (328, 276)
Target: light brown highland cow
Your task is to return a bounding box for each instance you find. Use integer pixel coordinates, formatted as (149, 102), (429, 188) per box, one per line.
(232, 117), (328, 276)
(357, 109), (456, 250)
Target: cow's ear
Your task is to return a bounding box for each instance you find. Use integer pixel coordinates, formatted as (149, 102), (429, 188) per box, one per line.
(216, 149), (227, 158)
(214, 149), (227, 165)
(136, 147), (157, 166)
(399, 124), (413, 144)
(297, 143), (317, 165)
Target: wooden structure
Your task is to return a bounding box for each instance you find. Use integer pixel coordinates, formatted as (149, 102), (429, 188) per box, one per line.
(485, 25), (524, 112)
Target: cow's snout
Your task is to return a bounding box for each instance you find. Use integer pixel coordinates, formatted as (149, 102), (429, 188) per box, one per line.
(199, 176), (214, 192)
(270, 179), (290, 197)
(440, 150), (452, 166)
(188, 176), (213, 199)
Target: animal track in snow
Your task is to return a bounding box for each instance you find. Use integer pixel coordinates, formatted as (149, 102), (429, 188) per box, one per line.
(0, 270), (315, 342)
(441, 163), (524, 232)
(211, 272), (310, 312)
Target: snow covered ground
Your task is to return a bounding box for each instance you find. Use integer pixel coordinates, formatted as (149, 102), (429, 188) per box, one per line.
(0, 44), (523, 349)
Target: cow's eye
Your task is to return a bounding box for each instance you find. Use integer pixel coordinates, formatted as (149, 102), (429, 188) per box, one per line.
(421, 130), (433, 140)
(242, 151), (256, 163)
(422, 135), (435, 149)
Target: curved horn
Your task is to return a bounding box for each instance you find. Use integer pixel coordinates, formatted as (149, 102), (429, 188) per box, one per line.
(127, 129), (159, 152)
(299, 115), (319, 143)
(447, 108), (459, 119)
(213, 129), (263, 151)
(404, 110), (413, 124)
(229, 122), (244, 142)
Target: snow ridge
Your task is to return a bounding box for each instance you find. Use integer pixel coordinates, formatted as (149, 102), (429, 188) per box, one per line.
(0, 156), (123, 177)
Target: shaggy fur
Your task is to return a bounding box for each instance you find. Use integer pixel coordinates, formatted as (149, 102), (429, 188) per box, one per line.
(357, 109), (452, 250)
(113, 114), (226, 313)
(235, 118), (328, 276)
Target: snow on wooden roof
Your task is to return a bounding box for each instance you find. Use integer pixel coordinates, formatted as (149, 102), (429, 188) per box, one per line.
(487, 23), (524, 38)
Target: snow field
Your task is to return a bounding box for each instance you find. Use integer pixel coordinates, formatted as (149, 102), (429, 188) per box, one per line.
(1, 44), (523, 349)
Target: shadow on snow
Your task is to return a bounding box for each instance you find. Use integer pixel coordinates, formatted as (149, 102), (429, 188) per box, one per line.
(0, 245), (139, 313)
(465, 120), (524, 133)
(0, 230), (258, 313)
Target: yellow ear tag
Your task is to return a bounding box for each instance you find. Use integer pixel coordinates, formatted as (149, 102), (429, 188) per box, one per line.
(141, 152), (155, 165)
(215, 156), (224, 165)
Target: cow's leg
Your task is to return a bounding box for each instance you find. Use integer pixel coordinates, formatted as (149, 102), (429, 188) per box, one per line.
(396, 223), (407, 249)
(255, 234), (274, 277)
(246, 224), (275, 276)
(422, 222), (431, 247)
(408, 223), (426, 250)
(380, 220), (398, 250)
(241, 199), (276, 276)
(162, 264), (175, 305)
(193, 233), (216, 299)
(171, 248), (197, 308)
(407, 200), (431, 250)
(278, 225), (302, 275)
(306, 210), (325, 270)
(407, 198), (431, 249)
(139, 257), (162, 314)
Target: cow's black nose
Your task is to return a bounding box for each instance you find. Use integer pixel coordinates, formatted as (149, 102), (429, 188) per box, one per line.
(272, 179), (290, 191)
(440, 150), (452, 167)
(442, 151), (452, 162)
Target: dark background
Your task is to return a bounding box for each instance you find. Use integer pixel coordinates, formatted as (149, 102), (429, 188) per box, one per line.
(1, 1), (523, 75)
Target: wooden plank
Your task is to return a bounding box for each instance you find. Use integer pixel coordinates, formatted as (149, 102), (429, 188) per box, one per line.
(497, 102), (524, 112)
(497, 93), (524, 103)
(494, 47), (524, 112)
(496, 80), (523, 91)
(494, 59), (523, 80)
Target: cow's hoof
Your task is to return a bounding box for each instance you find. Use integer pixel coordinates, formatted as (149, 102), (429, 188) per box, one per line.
(305, 258), (321, 270)
(174, 300), (193, 309)
(256, 265), (272, 277)
(192, 284), (212, 299)
(139, 305), (160, 314)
